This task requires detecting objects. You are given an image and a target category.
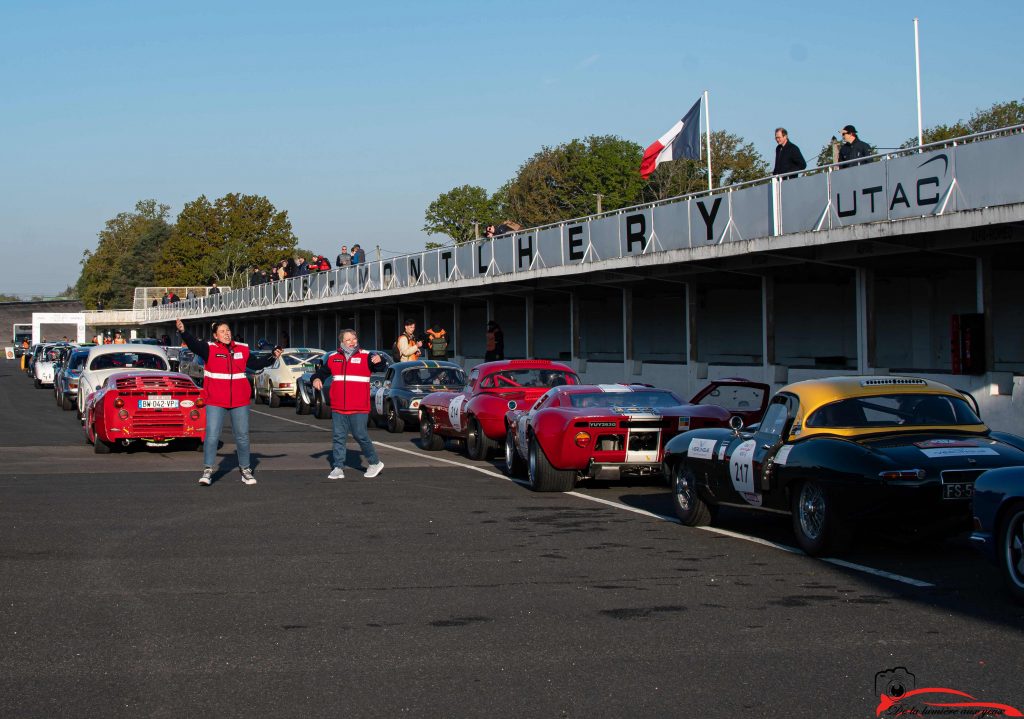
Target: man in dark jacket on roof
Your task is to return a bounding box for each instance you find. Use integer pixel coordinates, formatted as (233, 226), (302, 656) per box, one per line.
(772, 128), (807, 176)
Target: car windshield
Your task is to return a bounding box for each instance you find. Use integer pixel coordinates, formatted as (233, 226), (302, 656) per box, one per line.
(401, 367), (466, 387)
(283, 352), (321, 366)
(569, 390), (682, 409)
(89, 352), (167, 371)
(806, 393), (983, 428)
(482, 369), (578, 389)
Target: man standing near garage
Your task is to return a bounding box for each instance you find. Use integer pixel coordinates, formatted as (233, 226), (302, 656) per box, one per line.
(176, 318), (281, 486)
(313, 329), (385, 480)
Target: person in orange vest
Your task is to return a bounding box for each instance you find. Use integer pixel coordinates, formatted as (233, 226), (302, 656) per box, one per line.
(112, 332), (127, 344)
(103, 335), (113, 344)
(426, 322), (448, 359)
(312, 329), (385, 479)
(176, 318), (281, 486)
(396, 318), (422, 361)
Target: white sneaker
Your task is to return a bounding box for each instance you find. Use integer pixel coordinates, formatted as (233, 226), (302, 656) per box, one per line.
(364, 461), (384, 478)
(240, 467), (257, 485)
(198, 467), (213, 486)
(327, 467), (345, 479)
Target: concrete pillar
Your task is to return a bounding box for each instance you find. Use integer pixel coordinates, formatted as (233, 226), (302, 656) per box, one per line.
(622, 287), (633, 374)
(761, 275), (775, 367)
(855, 268), (874, 373)
(977, 256), (994, 372)
(453, 301), (461, 358)
(570, 290), (581, 368)
(525, 295), (534, 359)
(686, 282), (699, 363)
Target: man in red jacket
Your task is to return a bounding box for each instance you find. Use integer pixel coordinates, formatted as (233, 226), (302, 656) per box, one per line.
(312, 329), (384, 479)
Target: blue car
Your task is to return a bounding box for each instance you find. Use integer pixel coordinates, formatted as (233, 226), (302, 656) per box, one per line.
(970, 466), (1024, 604)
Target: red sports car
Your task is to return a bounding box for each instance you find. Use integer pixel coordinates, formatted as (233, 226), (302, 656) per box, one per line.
(418, 360), (580, 460)
(503, 380), (770, 492)
(83, 371), (206, 453)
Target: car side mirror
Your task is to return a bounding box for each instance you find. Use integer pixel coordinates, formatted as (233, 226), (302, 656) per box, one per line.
(729, 415), (744, 432)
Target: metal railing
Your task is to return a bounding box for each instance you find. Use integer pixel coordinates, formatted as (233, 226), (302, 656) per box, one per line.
(144, 124), (1024, 324)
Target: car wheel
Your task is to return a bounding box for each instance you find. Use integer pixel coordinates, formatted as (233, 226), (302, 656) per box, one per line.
(296, 391), (311, 415)
(672, 463), (712, 526)
(268, 387), (281, 408)
(998, 501), (1024, 604)
(527, 435), (575, 492)
(34, 378), (42, 389)
(419, 412), (445, 451)
(90, 419), (114, 454)
(61, 393), (74, 411)
(504, 426), (526, 478)
(314, 396), (331, 420)
(791, 480), (850, 556)
(386, 401), (405, 433)
(466, 416), (499, 460)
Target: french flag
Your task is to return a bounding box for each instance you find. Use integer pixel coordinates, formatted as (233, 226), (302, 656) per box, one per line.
(639, 98), (702, 179)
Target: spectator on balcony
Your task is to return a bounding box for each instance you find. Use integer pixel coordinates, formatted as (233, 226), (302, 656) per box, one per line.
(249, 267), (263, 286)
(168, 291), (180, 303)
(351, 244), (366, 265)
(316, 255), (331, 271)
(275, 260), (288, 281)
(838, 125), (872, 166)
(485, 224), (496, 239)
(208, 282), (221, 296)
(772, 128), (807, 176)
(161, 292), (171, 305)
(186, 289), (197, 300)
(294, 257), (310, 276)
(336, 246), (352, 267)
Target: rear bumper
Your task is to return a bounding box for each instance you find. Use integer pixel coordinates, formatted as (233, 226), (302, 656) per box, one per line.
(587, 461), (665, 481)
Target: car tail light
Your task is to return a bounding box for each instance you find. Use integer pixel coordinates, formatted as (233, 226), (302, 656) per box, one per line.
(279, 383), (291, 389)
(69, 381), (78, 389)
(878, 469), (926, 481)
(972, 516), (982, 531)
(190, 410), (200, 420)
(574, 431), (592, 447)
(118, 409), (129, 419)
(113, 397), (124, 408)
(196, 397), (205, 408)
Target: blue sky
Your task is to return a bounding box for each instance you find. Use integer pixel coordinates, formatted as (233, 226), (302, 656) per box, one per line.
(2, 0), (1021, 296)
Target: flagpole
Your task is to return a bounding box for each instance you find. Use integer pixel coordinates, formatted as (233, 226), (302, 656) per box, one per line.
(914, 17), (923, 148)
(703, 90), (713, 191)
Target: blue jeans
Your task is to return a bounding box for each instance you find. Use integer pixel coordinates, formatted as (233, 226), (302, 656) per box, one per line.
(204, 405), (251, 469)
(331, 412), (378, 469)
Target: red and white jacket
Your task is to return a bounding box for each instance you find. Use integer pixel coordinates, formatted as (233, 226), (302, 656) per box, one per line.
(180, 331), (275, 409)
(315, 349), (375, 414)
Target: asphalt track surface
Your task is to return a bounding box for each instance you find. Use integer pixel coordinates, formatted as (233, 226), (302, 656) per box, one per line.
(2, 361), (1023, 718)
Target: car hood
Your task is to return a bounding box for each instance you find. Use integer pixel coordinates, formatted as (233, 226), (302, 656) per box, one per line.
(856, 432), (1024, 471)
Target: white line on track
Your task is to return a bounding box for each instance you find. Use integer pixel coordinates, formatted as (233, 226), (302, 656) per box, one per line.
(252, 408), (936, 589)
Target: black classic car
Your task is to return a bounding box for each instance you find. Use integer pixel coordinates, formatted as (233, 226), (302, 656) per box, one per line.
(369, 360), (466, 433)
(663, 376), (1024, 556)
(970, 466), (1024, 604)
(295, 350), (392, 419)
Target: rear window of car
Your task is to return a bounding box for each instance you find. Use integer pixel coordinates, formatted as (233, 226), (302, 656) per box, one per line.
(283, 352), (320, 366)
(569, 390), (681, 409)
(401, 367), (466, 386)
(480, 369), (579, 389)
(806, 393), (982, 428)
(89, 353), (167, 371)
(695, 384), (765, 412)
(69, 352), (89, 370)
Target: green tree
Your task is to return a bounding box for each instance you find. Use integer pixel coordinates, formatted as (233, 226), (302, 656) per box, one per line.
(76, 199), (172, 309)
(423, 185), (496, 245)
(643, 130), (770, 201)
(899, 97), (1024, 148)
(0, 293), (20, 302)
(503, 135), (645, 227)
(157, 193), (297, 288)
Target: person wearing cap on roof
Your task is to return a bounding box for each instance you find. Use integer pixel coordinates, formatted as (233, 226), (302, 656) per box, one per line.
(838, 125), (872, 166)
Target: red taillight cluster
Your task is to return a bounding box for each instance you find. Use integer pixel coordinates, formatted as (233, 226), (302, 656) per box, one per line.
(113, 397), (124, 408)
(118, 409), (129, 419)
(195, 397), (205, 408)
(574, 431), (592, 448)
(189, 410), (200, 420)
(878, 469), (926, 481)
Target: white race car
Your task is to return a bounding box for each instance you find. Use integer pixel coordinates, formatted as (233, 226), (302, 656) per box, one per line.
(77, 344), (170, 418)
(253, 347), (325, 407)
(33, 344), (71, 389)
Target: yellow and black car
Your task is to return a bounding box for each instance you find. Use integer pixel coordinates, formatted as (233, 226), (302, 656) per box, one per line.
(663, 376), (1024, 556)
